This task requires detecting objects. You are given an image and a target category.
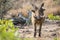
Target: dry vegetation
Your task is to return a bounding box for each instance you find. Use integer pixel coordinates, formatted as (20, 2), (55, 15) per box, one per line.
(0, 0), (60, 18)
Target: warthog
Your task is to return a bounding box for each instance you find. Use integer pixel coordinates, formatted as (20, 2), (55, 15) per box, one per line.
(31, 3), (45, 37)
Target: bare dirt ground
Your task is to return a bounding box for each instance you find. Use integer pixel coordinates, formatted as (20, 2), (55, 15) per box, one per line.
(17, 21), (60, 40)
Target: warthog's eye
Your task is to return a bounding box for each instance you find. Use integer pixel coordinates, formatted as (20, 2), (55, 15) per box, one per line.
(34, 15), (37, 18)
(31, 10), (35, 13)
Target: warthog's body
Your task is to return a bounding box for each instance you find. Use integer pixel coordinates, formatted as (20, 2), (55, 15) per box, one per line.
(31, 3), (45, 37)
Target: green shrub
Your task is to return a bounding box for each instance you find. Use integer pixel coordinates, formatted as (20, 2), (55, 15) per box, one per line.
(0, 19), (19, 40)
(54, 16), (60, 20)
(48, 14), (54, 20)
(48, 14), (60, 20)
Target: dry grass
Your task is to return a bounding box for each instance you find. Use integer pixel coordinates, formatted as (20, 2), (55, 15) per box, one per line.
(4, 0), (60, 18)
(44, 6), (60, 17)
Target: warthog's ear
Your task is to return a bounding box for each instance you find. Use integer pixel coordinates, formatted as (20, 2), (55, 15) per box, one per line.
(41, 3), (44, 7)
(31, 10), (35, 13)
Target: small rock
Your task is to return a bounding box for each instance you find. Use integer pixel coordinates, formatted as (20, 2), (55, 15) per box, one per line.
(26, 30), (30, 32)
(51, 33), (57, 37)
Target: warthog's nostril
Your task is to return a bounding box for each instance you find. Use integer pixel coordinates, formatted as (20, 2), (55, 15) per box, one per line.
(36, 16), (40, 19)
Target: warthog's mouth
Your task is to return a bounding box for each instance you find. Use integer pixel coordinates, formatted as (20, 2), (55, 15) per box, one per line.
(34, 16), (43, 20)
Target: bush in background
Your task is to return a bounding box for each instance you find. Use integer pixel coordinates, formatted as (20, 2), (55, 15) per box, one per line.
(48, 13), (60, 20)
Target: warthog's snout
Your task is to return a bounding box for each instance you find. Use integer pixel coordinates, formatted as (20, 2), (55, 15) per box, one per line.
(35, 16), (40, 19)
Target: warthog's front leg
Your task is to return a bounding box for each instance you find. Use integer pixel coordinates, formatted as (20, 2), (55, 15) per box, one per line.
(39, 23), (42, 37)
(34, 23), (37, 37)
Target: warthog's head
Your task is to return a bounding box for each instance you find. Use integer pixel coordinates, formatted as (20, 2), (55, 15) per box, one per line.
(31, 3), (45, 19)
